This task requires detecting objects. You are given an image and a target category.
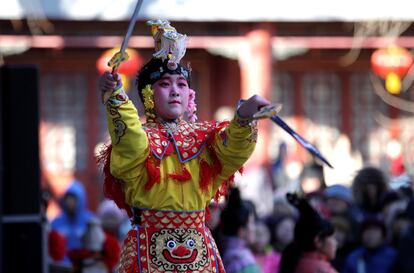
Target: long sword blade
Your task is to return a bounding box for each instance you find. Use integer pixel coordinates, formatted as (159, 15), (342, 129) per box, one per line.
(108, 0), (144, 73)
(120, 0), (144, 54)
(270, 115), (333, 168)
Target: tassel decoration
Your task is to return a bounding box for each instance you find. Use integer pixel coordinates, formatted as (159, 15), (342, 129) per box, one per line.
(198, 121), (230, 192)
(199, 159), (213, 192)
(97, 144), (131, 217)
(167, 166), (192, 182)
(144, 154), (161, 190)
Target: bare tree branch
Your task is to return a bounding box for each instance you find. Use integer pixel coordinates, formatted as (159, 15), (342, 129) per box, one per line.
(340, 21), (412, 66)
(22, 0), (54, 34)
(402, 53), (414, 89)
(370, 73), (414, 113)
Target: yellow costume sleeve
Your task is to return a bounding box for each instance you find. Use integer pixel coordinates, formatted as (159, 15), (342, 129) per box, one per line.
(106, 87), (149, 182)
(105, 88), (257, 210)
(211, 116), (257, 193)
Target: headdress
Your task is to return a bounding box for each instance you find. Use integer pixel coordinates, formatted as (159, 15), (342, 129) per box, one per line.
(136, 19), (195, 122)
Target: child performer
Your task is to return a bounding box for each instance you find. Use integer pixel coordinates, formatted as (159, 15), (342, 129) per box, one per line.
(98, 19), (270, 273)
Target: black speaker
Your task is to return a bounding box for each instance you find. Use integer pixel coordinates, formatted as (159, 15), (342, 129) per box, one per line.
(0, 65), (44, 273)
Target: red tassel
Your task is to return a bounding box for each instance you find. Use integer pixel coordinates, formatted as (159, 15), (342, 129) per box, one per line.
(144, 155), (161, 190)
(167, 166), (192, 182)
(97, 144), (132, 217)
(206, 121), (229, 147)
(213, 166), (243, 202)
(208, 121), (230, 177)
(208, 148), (222, 177)
(199, 159), (213, 191)
(198, 121), (230, 192)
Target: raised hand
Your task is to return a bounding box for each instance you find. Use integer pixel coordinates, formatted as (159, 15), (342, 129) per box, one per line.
(237, 95), (271, 119)
(98, 71), (122, 93)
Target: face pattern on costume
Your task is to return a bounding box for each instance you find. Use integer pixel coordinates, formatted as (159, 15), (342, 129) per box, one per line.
(117, 211), (226, 273)
(149, 229), (209, 272)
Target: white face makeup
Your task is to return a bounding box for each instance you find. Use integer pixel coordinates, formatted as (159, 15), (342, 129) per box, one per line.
(153, 73), (190, 121)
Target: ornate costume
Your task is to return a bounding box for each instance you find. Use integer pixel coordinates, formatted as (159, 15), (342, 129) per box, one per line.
(100, 20), (258, 273)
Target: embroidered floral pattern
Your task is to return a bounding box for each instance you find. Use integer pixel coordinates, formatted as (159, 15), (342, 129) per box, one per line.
(108, 107), (127, 144)
(107, 87), (128, 107)
(143, 120), (220, 162)
(113, 119), (127, 144)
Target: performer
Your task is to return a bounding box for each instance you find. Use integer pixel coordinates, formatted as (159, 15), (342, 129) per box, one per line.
(98, 19), (270, 273)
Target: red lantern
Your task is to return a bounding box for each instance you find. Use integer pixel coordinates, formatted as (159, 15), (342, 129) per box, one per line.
(371, 45), (413, 94)
(96, 48), (142, 76)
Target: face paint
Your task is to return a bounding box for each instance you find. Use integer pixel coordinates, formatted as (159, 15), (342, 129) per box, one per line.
(153, 73), (190, 120)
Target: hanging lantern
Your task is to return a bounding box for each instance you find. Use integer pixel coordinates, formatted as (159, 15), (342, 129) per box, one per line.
(371, 45), (413, 94)
(96, 48), (142, 90)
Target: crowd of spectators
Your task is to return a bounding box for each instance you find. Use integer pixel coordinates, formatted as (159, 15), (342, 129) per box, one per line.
(208, 163), (414, 273)
(45, 161), (414, 273)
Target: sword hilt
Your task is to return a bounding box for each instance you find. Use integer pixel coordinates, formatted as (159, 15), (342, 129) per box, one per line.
(108, 51), (129, 76)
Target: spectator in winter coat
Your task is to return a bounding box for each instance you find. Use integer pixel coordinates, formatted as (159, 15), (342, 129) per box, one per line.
(342, 217), (396, 273)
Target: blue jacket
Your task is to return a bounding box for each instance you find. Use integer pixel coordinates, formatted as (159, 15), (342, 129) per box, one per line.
(342, 245), (396, 273)
(51, 180), (95, 264)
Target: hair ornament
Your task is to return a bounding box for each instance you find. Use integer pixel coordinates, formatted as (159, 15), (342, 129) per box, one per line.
(146, 19), (187, 70)
(142, 84), (156, 121)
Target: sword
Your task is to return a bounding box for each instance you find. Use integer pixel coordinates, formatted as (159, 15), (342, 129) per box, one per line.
(270, 115), (333, 168)
(254, 104), (333, 168)
(107, 0), (144, 74)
